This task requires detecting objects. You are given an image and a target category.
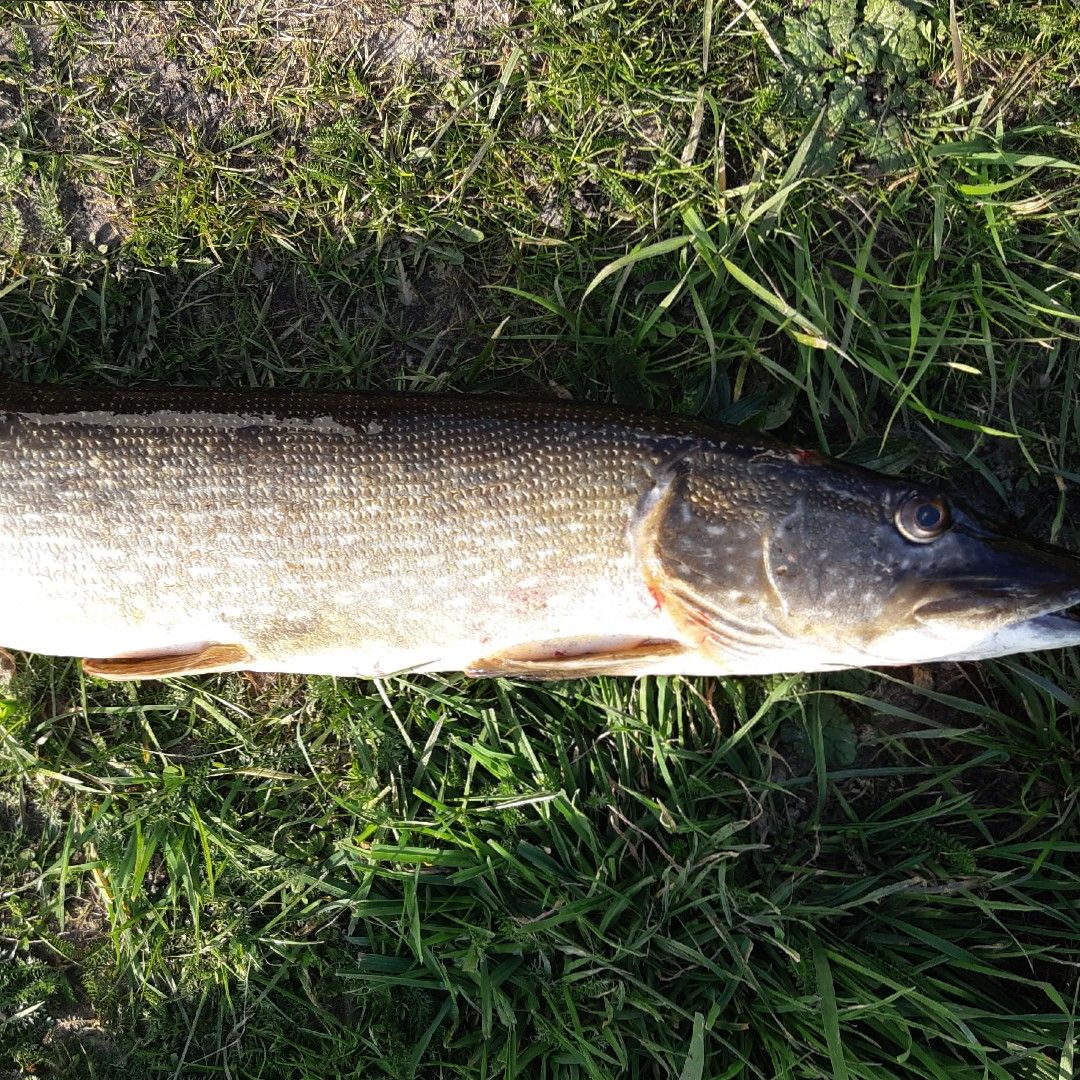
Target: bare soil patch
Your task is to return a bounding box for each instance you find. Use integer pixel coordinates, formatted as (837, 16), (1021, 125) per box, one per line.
(0, 0), (516, 257)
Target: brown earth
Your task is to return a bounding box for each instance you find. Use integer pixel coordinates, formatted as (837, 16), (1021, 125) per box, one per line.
(0, 0), (516, 256)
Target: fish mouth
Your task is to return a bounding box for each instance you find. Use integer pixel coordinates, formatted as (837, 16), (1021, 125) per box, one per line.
(914, 584), (1080, 622)
(915, 588), (1080, 663)
(1055, 599), (1080, 622)
(982, 595), (1080, 660)
(1022, 598), (1080, 633)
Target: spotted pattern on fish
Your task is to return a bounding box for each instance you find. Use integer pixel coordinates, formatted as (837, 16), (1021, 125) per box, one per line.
(1, 382), (1078, 679)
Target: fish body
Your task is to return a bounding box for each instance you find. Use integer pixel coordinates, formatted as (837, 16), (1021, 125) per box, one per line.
(1, 382), (1078, 680)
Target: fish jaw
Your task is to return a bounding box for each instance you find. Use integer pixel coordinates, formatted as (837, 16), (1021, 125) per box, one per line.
(888, 536), (1080, 665)
(922, 600), (1080, 664)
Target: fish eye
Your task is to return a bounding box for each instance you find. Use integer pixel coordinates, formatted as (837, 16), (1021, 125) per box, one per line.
(896, 495), (951, 543)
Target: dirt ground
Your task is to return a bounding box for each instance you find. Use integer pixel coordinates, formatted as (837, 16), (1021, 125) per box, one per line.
(0, 0), (516, 255)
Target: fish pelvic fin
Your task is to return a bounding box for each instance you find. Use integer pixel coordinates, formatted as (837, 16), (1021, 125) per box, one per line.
(82, 643), (252, 681)
(466, 639), (688, 679)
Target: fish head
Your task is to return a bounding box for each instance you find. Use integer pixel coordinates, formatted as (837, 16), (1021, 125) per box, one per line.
(652, 449), (1080, 672)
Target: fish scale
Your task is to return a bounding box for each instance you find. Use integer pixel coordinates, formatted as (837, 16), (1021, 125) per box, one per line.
(0, 385), (714, 676)
(2, 381), (1079, 680)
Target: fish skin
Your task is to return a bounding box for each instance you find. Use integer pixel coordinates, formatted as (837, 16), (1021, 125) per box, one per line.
(0, 381), (1078, 680)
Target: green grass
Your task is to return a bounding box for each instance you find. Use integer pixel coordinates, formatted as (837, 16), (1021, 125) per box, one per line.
(1, 0), (1079, 1076)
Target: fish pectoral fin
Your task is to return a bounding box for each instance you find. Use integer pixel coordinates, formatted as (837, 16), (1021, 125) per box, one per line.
(466, 639), (688, 680)
(82, 643), (252, 681)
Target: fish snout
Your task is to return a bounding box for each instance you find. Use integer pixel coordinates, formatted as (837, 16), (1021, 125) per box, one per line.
(913, 527), (1080, 630)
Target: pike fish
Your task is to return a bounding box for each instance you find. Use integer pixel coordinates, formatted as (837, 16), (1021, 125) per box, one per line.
(1, 381), (1079, 681)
